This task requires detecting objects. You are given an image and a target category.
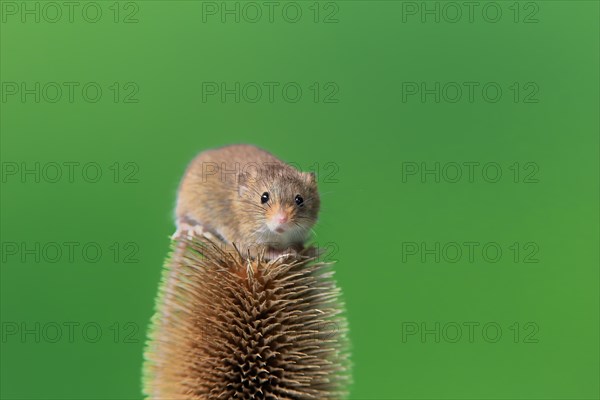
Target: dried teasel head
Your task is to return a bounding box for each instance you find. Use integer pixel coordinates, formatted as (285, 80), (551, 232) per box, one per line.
(143, 237), (351, 399)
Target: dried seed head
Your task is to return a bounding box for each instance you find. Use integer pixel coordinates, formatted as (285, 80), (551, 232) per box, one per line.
(143, 238), (351, 399)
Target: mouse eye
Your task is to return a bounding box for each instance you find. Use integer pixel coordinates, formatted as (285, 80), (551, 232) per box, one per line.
(261, 192), (270, 204)
(295, 195), (304, 206)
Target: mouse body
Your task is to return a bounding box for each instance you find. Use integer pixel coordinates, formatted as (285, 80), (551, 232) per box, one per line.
(175, 144), (320, 257)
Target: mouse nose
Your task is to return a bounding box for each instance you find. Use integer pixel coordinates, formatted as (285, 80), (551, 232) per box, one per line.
(276, 213), (288, 224)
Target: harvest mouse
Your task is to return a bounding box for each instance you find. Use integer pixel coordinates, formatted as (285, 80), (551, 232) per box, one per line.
(174, 144), (320, 259)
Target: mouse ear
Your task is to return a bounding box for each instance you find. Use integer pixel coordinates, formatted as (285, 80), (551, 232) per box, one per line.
(303, 171), (316, 184)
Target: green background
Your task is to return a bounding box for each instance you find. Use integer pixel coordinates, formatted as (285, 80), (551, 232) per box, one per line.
(1, 1), (598, 399)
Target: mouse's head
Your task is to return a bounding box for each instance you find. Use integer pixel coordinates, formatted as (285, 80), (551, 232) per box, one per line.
(237, 166), (320, 248)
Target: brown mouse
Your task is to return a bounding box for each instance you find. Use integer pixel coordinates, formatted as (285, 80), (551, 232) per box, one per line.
(174, 144), (320, 259)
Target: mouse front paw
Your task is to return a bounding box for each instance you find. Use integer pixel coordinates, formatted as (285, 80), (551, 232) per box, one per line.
(264, 247), (299, 261)
(171, 222), (206, 240)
